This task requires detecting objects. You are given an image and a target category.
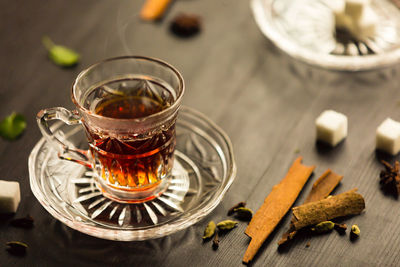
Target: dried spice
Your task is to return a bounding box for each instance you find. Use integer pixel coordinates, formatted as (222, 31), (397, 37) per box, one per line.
(278, 168), (342, 246)
(10, 215), (34, 229)
(379, 160), (400, 197)
(227, 202), (246, 216)
(243, 157), (315, 264)
(311, 221), (335, 234)
(140, 0), (172, 21)
(292, 189), (365, 231)
(217, 220), (238, 231)
(170, 14), (201, 38)
(350, 224), (360, 239)
(212, 231), (219, 250)
(334, 223), (347, 235)
(6, 241), (27, 256)
(202, 221), (216, 240)
(234, 207), (253, 221)
(305, 242), (310, 248)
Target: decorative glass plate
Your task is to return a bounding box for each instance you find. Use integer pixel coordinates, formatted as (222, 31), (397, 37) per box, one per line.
(251, 0), (400, 71)
(29, 107), (236, 241)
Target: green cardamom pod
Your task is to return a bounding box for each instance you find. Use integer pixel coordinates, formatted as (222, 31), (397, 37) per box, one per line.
(202, 221), (216, 239)
(234, 207), (253, 221)
(351, 224), (360, 237)
(311, 221), (335, 233)
(217, 220), (238, 230)
(6, 241), (28, 256)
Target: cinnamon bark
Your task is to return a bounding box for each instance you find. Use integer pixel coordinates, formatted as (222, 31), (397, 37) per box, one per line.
(292, 189), (365, 230)
(278, 169), (343, 246)
(243, 157), (315, 264)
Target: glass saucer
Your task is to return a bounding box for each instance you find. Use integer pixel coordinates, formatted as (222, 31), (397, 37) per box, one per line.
(29, 107), (236, 241)
(251, 0), (400, 71)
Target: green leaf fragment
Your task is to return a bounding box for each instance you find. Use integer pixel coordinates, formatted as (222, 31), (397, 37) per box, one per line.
(216, 220), (238, 231)
(42, 36), (80, 67)
(0, 112), (26, 140)
(202, 221), (216, 240)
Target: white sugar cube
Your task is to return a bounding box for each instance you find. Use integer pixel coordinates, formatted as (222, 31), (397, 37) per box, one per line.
(376, 118), (400, 155)
(0, 180), (20, 213)
(316, 110), (348, 146)
(344, 0), (370, 20)
(353, 6), (377, 38)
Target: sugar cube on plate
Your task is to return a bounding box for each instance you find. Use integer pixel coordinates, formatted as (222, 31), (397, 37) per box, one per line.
(0, 180), (20, 213)
(316, 110), (348, 146)
(376, 118), (400, 155)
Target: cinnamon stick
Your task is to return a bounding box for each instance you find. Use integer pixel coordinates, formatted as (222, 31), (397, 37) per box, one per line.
(140, 0), (172, 21)
(243, 157), (315, 264)
(278, 169), (343, 246)
(292, 189), (365, 230)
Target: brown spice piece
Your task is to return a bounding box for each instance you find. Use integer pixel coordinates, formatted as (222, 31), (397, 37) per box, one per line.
(10, 215), (34, 229)
(227, 202), (246, 216)
(292, 189), (365, 230)
(212, 231), (219, 250)
(243, 157), (315, 264)
(305, 242), (310, 248)
(334, 223), (347, 235)
(379, 160), (400, 197)
(170, 14), (201, 38)
(278, 169), (343, 246)
(140, 0), (172, 21)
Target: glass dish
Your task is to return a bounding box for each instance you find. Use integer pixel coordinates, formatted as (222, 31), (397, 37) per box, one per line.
(29, 107), (236, 241)
(251, 0), (400, 71)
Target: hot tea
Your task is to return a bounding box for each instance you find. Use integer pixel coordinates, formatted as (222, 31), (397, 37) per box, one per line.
(83, 78), (176, 191)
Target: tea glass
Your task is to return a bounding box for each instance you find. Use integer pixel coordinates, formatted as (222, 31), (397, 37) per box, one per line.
(36, 56), (184, 203)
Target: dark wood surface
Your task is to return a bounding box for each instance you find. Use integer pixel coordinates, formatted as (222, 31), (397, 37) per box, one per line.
(1, 0), (400, 266)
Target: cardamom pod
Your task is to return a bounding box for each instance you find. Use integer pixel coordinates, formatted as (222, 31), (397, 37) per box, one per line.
(311, 221), (335, 233)
(351, 224), (360, 237)
(6, 241), (28, 255)
(10, 215), (34, 228)
(234, 207), (253, 221)
(217, 220), (238, 231)
(202, 221), (216, 240)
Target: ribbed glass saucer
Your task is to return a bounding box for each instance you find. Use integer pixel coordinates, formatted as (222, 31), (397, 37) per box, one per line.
(29, 107), (236, 241)
(252, 0), (400, 71)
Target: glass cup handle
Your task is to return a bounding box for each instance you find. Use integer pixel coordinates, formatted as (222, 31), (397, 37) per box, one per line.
(36, 107), (92, 168)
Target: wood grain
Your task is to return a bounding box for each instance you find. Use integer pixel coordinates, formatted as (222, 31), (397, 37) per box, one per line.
(1, 0), (400, 266)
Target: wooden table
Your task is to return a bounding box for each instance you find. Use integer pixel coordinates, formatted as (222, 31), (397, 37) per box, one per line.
(1, 0), (400, 266)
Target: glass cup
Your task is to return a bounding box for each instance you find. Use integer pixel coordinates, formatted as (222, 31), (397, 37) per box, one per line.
(37, 56), (185, 203)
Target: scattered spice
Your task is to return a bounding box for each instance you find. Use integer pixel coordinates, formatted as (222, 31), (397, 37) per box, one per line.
(311, 221), (335, 234)
(243, 157), (315, 264)
(227, 202), (246, 216)
(292, 189), (365, 231)
(217, 220), (238, 231)
(350, 224), (360, 240)
(278, 169), (342, 246)
(202, 221), (216, 240)
(234, 207), (253, 221)
(334, 223), (347, 235)
(0, 112), (26, 141)
(379, 160), (400, 197)
(6, 241), (27, 256)
(294, 149), (300, 154)
(170, 13), (201, 38)
(140, 0), (172, 21)
(212, 231), (219, 250)
(42, 36), (80, 67)
(10, 215), (34, 229)
(305, 242), (310, 248)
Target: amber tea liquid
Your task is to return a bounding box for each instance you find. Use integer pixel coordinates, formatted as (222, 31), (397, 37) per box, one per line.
(82, 78), (176, 193)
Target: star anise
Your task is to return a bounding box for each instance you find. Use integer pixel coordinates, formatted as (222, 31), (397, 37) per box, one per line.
(380, 160), (400, 197)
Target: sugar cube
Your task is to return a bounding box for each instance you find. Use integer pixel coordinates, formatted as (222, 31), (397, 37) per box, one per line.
(316, 110), (348, 146)
(344, 0), (370, 20)
(0, 180), (20, 213)
(376, 118), (400, 155)
(352, 6), (377, 38)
